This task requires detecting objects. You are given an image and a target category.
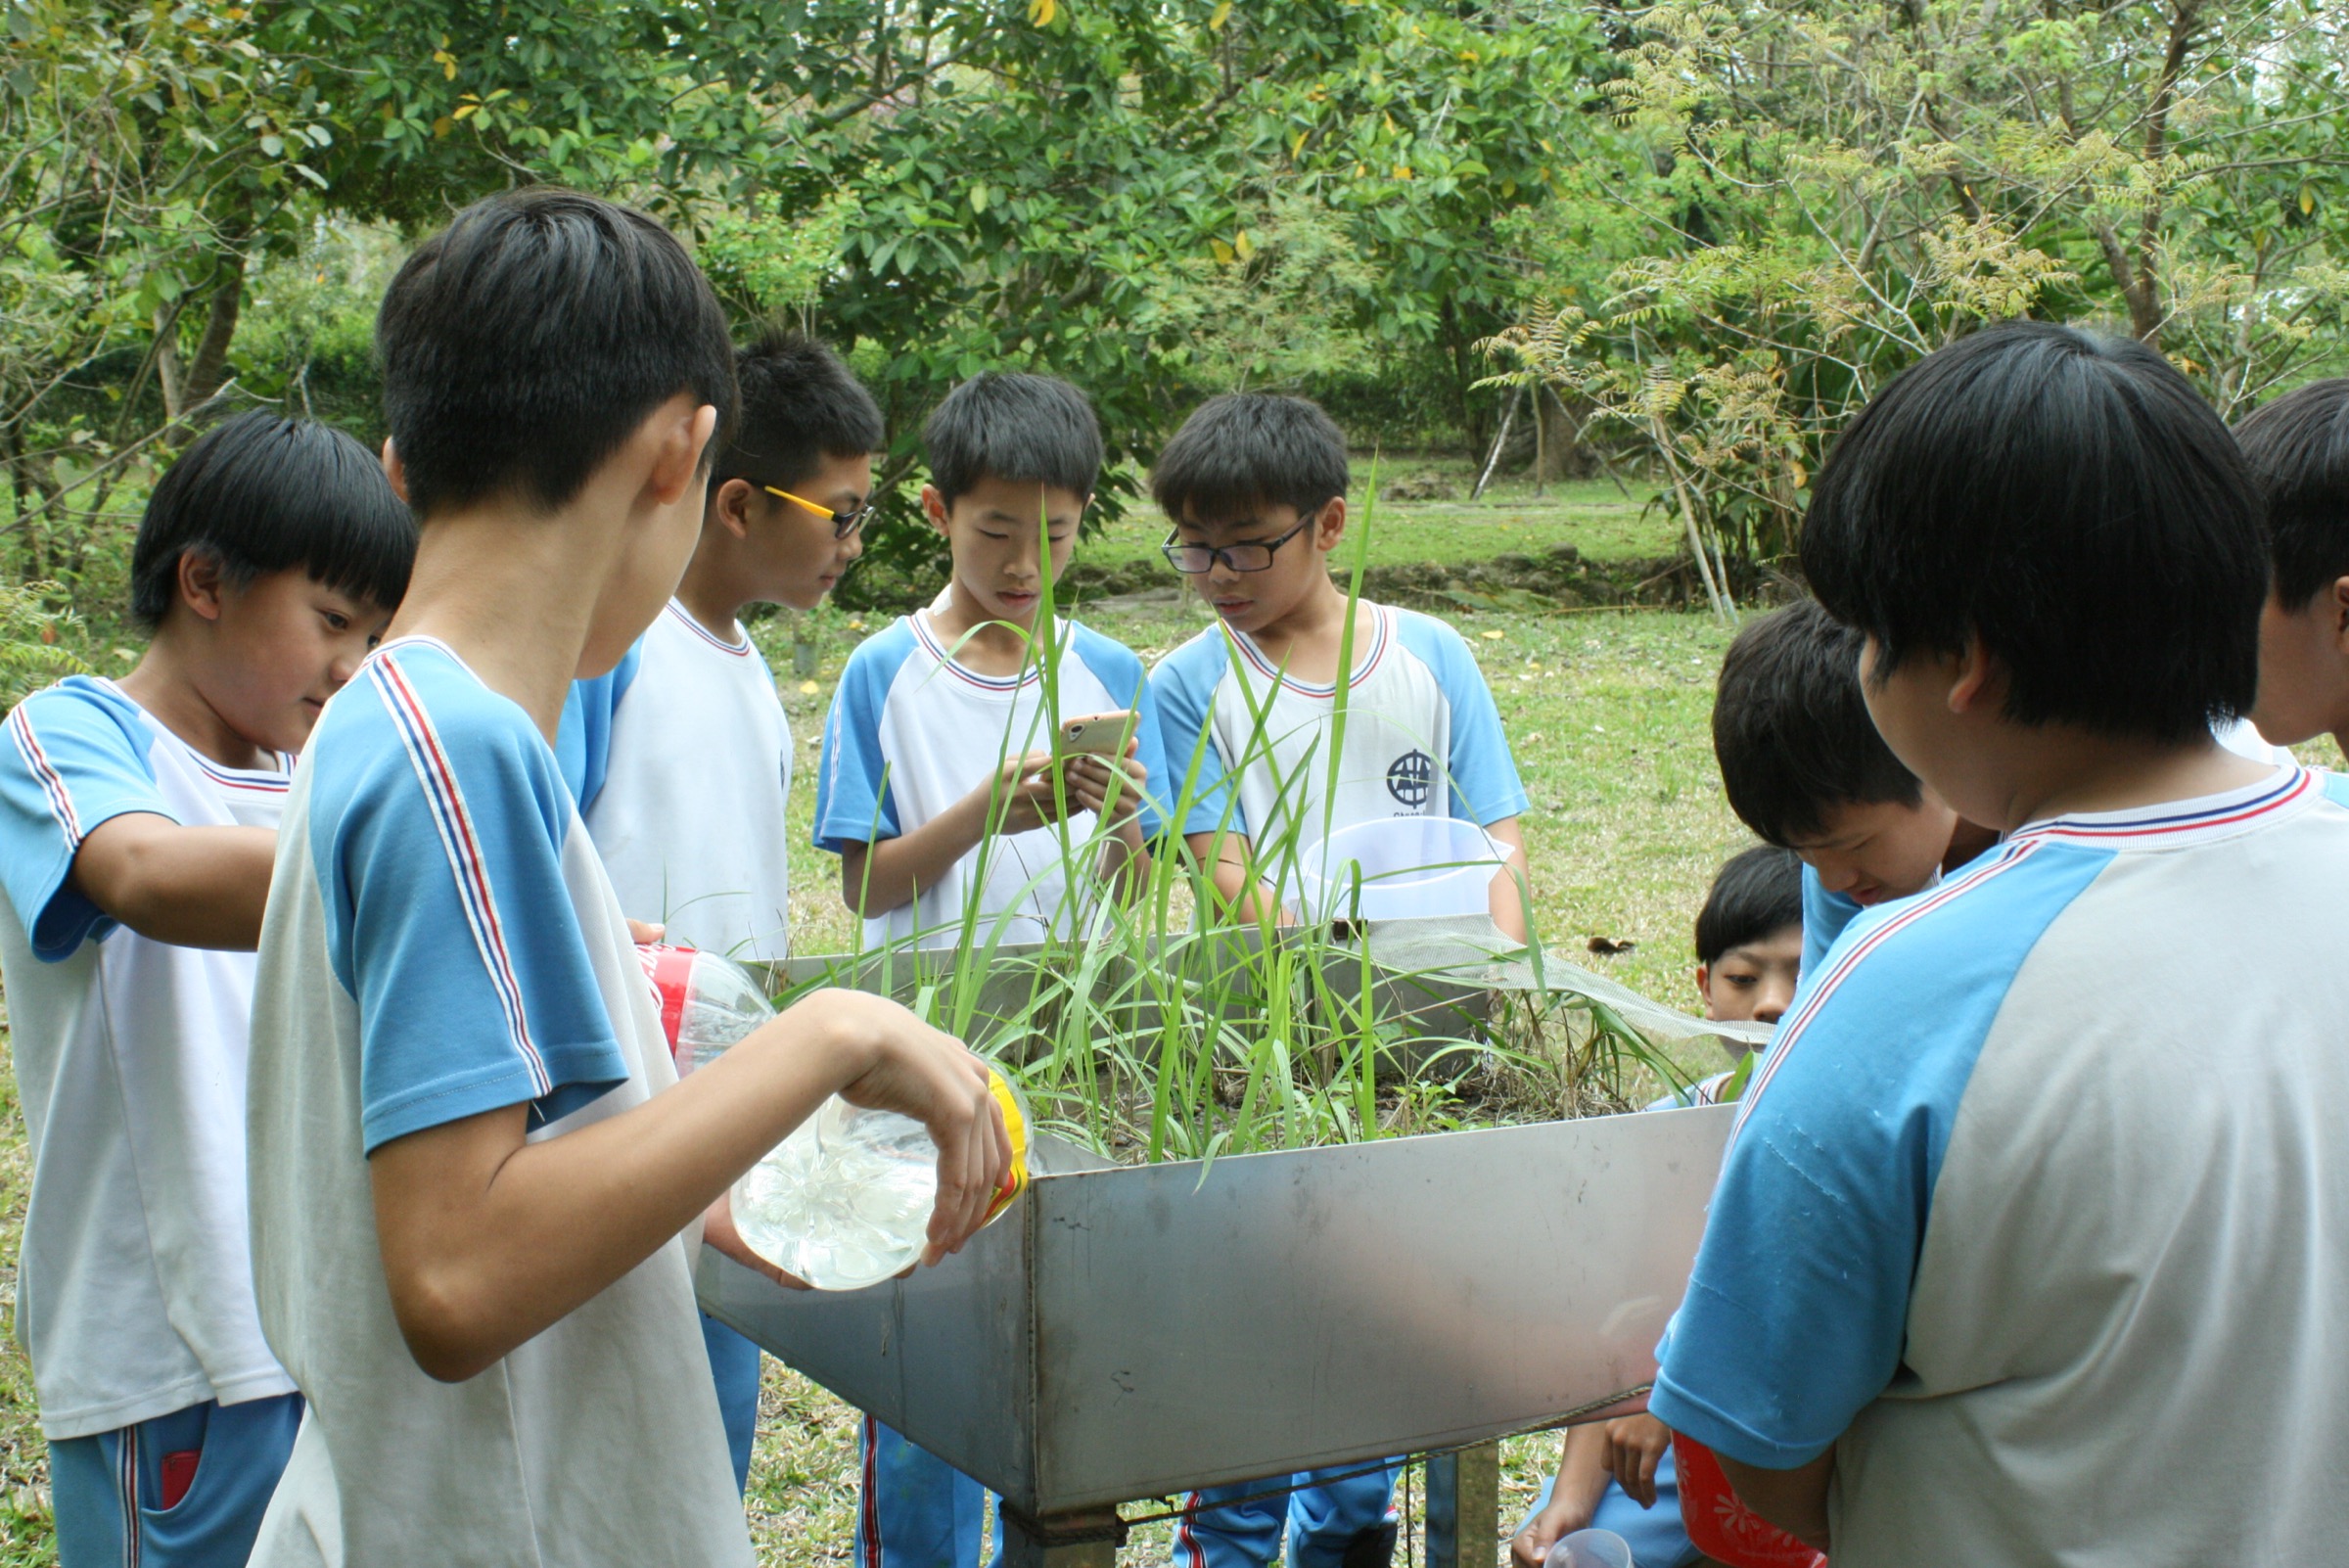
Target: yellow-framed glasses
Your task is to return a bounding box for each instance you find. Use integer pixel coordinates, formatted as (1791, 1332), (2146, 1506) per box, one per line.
(763, 485), (872, 539)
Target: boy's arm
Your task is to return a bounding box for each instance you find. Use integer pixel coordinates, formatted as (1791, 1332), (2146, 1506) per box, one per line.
(2, 691), (272, 955)
(1183, 828), (1277, 923)
(836, 753), (1065, 917)
(1716, 1450), (1835, 1550)
(369, 986), (1008, 1383)
(1509, 1425), (1612, 1568)
(1484, 815), (1532, 945)
(70, 814), (275, 950)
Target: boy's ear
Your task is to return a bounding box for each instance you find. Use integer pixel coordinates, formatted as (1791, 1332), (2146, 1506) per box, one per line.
(1313, 495), (1348, 550)
(711, 478), (759, 541)
(645, 401), (721, 508)
(1945, 634), (2007, 716)
(2328, 576), (2349, 651)
(176, 549), (229, 623)
(920, 484), (950, 534)
(381, 438), (410, 505)
(1694, 962), (1714, 1002)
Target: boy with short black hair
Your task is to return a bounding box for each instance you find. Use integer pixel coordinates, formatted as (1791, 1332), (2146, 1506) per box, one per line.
(816, 369), (1166, 1568)
(1150, 392), (1528, 1568)
(1653, 321), (2349, 1559)
(244, 189), (1009, 1566)
(1712, 598), (1994, 969)
(0, 409), (413, 1566)
(2236, 378), (2349, 760)
(1149, 393), (1532, 946)
(564, 328), (884, 1493)
(817, 371), (1165, 951)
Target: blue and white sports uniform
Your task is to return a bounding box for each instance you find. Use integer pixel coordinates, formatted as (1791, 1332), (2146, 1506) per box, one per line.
(1150, 602), (1526, 882)
(567, 600), (797, 962)
(1653, 767), (2349, 1565)
(0, 677), (303, 1565)
(815, 600), (1169, 949)
(245, 639), (750, 1566)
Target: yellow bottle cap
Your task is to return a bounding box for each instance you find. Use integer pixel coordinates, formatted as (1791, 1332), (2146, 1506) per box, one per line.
(982, 1069), (1030, 1226)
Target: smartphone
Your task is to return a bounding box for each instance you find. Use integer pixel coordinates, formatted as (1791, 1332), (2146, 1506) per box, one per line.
(1058, 710), (1137, 757)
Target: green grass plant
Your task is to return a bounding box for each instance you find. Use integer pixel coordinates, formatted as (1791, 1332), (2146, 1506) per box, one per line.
(784, 496), (1736, 1174)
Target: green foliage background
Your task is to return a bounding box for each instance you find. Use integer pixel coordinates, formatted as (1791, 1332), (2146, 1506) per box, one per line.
(4, 0), (2343, 643)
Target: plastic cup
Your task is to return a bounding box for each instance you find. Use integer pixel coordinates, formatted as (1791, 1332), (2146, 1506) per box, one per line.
(1294, 816), (1506, 922)
(1542, 1529), (1634, 1568)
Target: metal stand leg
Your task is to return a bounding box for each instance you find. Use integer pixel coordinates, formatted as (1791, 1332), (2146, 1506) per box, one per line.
(999, 1506), (1128, 1568)
(1424, 1443), (1501, 1568)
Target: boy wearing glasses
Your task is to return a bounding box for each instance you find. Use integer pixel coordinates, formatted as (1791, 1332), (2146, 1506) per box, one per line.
(1147, 393), (1526, 1568)
(561, 329), (884, 1495)
(1150, 393), (1532, 947)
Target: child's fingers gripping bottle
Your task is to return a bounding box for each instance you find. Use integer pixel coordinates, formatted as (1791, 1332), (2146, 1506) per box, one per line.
(729, 1073), (1029, 1290)
(634, 945), (1031, 1292)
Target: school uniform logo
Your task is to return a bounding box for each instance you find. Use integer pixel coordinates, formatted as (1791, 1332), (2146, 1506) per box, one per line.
(1386, 749), (1435, 807)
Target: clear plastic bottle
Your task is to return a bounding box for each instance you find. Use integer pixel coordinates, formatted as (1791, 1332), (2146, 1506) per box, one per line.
(635, 945), (1033, 1291)
(637, 944), (774, 1073)
(730, 1073), (1030, 1291)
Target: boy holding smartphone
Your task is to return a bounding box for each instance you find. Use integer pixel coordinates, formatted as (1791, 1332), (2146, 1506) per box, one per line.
(816, 372), (1169, 952)
(814, 371), (1170, 1568)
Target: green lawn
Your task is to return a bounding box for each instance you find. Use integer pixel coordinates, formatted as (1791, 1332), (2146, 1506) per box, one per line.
(1074, 471), (1680, 577)
(0, 602), (1754, 1566)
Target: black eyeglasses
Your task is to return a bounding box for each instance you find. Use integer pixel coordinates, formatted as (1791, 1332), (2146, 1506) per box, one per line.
(764, 484), (871, 540)
(1160, 513), (1316, 575)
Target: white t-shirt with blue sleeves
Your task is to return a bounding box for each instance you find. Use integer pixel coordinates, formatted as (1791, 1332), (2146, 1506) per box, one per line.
(0, 678), (297, 1439)
(1149, 602), (1527, 860)
(815, 604), (1168, 950)
(565, 601), (796, 961)
(1653, 767), (2349, 1565)
(245, 639), (749, 1566)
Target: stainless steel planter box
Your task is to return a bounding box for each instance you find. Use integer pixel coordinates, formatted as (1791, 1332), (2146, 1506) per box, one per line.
(698, 1102), (1731, 1516)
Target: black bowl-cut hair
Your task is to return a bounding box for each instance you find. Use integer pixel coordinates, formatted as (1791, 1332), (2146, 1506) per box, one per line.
(1151, 392), (1348, 525)
(1800, 320), (2263, 743)
(1694, 844), (1805, 967)
(130, 410), (416, 628)
(376, 188), (738, 519)
(2234, 378), (2349, 612)
(921, 372), (1101, 510)
(1714, 599), (1921, 846)
(714, 331), (885, 494)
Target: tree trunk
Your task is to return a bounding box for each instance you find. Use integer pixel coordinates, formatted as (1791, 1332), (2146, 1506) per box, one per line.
(152, 251), (248, 423)
(1534, 385), (1577, 484)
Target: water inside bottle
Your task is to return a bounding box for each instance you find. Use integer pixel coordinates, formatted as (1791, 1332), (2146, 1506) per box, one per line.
(731, 1099), (941, 1290)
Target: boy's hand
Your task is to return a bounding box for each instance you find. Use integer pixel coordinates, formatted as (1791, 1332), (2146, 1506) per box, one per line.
(984, 751), (1073, 836)
(1603, 1413), (1673, 1508)
(809, 990), (1013, 1267)
(1510, 1491), (1595, 1568)
(1062, 746), (1147, 833)
(701, 1189), (810, 1291)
